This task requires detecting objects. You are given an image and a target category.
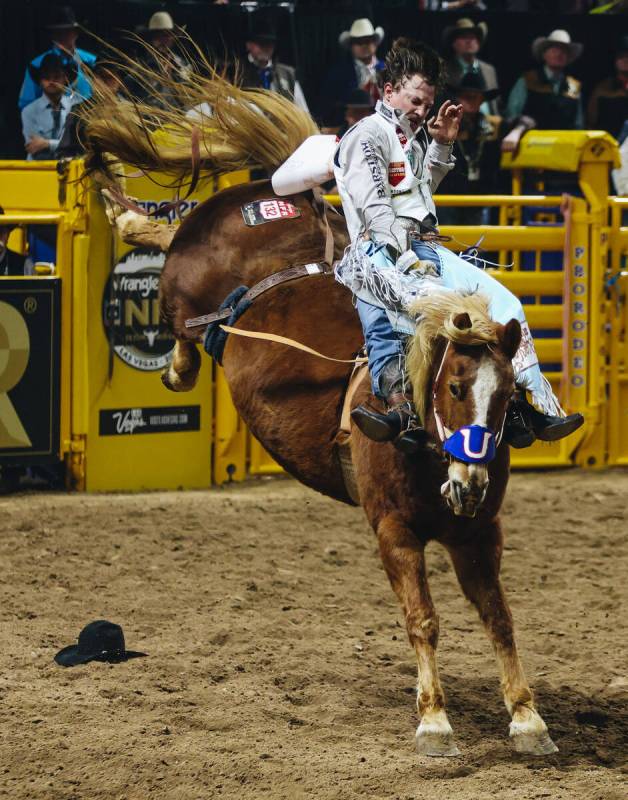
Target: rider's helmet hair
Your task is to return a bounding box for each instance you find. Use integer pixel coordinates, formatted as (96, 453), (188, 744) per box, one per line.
(382, 37), (444, 90)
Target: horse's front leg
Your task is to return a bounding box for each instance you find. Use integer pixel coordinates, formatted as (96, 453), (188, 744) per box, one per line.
(447, 522), (558, 755)
(378, 512), (460, 757)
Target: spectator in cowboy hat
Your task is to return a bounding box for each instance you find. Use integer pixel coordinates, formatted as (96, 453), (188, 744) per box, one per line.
(241, 17), (309, 113)
(504, 29), (584, 153)
(587, 35), (628, 139)
(439, 71), (504, 226)
(0, 206), (32, 276)
(317, 18), (385, 127)
(18, 5), (96, 111)
(442, 18), (499, 116)
(126, 11), (191, 110)
(21, 53), (77, 161)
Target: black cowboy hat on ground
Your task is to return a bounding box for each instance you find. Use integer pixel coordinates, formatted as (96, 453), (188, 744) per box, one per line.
(28, 52), (78, 85)
(448, 70), (500, 102)
(54, 620), (146, 667)
(46, 5), (80, 30)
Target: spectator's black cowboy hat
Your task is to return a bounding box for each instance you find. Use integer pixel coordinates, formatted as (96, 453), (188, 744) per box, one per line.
(615, 35), (628, 56)
(447, 71), (499, 102)
(532, 30), (583, 64)
(339, 19), (384, 48)
(246, 18), (278, 44)
(442, 18), (488, 50)
(54, 620), (146, 667)
(344, 88), (375, 109)
(28, 52), (78, 85)
(45, 6), (80, 30)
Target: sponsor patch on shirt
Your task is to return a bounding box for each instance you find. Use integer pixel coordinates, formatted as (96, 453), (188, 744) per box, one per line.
(395, 126), (408, 148)
(388, 161), (406, 187)
(241, 199), (302, 226)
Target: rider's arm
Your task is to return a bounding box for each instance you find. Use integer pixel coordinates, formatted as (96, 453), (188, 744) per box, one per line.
(426, 140), (456, 193)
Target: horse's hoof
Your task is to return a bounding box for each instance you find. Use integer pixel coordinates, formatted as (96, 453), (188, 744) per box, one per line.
(416, 720), (461, 757)
(509, 719), (558, 755)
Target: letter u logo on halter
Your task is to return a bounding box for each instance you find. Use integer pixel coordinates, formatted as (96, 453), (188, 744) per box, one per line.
(443, 425), (496, 465)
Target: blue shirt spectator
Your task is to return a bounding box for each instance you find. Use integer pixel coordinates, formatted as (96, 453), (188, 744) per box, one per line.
(21, 53), (76, 160)
(18, 6), (96, 110)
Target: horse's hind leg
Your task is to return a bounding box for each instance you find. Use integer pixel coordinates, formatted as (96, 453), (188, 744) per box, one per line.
(447, 524), (558, 756)
(378, 512), (460, 757)
(161, 339), (201, 392)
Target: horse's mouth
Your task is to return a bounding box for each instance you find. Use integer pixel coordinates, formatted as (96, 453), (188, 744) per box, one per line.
(442, 478), (488, 518)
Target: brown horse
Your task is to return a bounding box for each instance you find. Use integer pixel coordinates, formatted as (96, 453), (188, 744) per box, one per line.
(83, 69), (559, 757)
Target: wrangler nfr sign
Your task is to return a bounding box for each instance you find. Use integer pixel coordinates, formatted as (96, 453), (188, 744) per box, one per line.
(0, 279), (61, 462)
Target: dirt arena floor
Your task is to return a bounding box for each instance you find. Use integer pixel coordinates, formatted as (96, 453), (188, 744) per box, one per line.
(1, 470), (627, 800)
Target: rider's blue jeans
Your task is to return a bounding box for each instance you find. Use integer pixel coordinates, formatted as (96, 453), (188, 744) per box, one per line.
(358, 239), (440, 398)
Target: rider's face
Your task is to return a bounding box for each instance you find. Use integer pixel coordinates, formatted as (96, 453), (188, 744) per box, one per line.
(384, 74), (435, 130)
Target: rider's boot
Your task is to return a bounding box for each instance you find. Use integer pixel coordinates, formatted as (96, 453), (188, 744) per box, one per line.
(504, 391), (584, 449)
(351, 360), (426, 454)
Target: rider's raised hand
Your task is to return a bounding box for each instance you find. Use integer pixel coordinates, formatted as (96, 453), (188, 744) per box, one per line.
(427, 100), (464, 145)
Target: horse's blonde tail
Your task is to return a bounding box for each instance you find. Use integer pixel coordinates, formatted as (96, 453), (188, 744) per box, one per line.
(79, 33), (318, 192)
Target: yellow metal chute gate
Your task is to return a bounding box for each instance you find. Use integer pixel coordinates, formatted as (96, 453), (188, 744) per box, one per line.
(0, 158), (249, 490)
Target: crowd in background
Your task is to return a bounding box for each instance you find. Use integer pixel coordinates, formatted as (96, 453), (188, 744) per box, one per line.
(2, 2), (628, 276)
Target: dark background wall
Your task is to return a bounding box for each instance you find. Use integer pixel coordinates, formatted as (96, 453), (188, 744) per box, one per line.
(0, 0), (622, 157)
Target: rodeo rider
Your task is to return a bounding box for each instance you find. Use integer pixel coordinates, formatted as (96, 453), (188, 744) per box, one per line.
(333, 37), (584, 453)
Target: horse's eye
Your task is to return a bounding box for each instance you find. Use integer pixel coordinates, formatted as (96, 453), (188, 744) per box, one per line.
(449, 382), (460, 398)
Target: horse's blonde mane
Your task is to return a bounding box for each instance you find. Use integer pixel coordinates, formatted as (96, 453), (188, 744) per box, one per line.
(79, 34), (318, 192)
(406, 291), (499, 423)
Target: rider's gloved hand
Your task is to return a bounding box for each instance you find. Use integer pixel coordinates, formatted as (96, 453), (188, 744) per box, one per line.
(385, 244), (421, 272)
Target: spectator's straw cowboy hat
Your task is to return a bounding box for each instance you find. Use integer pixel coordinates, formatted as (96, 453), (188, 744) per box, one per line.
(442, 18), (488, 49)
(147, 11), (185, 32)
(532, 30), (583, 64)
(46, 5), (80, 30)
(54, 620), (146, 667)
(339, 19), (384, 48)
(28, 52), (78, 85)
(448, 70), (499, 102)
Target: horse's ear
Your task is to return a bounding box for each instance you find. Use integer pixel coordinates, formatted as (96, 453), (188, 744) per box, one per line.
(498, 319), (522, 360)
(453, 312), (472, 330)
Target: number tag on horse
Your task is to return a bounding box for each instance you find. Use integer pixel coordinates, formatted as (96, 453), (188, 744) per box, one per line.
(443, 425), (496, 464)
(241, 199), (302, 227)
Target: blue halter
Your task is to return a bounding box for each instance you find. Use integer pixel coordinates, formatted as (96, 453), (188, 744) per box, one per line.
(442, 425), (496, 465)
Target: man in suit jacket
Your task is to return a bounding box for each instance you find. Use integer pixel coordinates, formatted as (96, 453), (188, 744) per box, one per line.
(241, 21), (309, 113)
(442, 18), (499, 116)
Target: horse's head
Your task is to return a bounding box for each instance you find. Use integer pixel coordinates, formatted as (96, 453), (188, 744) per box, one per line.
(407, 292), (521, 518)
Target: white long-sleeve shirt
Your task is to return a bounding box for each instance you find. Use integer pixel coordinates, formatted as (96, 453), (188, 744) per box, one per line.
(334, 101), (454, 251)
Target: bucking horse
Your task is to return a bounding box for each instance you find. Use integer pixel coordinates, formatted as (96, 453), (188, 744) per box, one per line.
(82, 59), (558, 757)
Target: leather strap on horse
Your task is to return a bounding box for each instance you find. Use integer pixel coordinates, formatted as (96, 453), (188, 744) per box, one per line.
(185, 261), (336, 330)
(218, 325), (368, 365)
(311, 187), (335, 267)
